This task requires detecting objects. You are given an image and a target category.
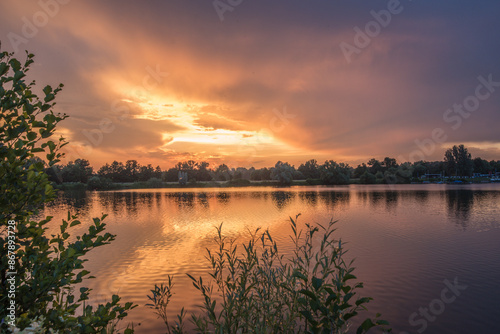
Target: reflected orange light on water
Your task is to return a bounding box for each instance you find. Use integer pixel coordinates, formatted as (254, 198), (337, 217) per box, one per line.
(42, 185), (500, 333)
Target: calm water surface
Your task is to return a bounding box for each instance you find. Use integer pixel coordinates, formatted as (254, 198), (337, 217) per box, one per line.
(43, 184), (500, 333)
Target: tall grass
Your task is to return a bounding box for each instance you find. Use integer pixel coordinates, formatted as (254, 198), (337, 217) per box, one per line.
(147, 215), (390, 333)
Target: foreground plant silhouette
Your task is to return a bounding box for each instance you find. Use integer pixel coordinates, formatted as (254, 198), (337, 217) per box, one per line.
(0, 45), (135, 333)
(148, 216), (390, 333)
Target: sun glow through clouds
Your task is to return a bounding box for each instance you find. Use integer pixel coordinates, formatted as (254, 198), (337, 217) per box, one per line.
(118, 93), (298, 165)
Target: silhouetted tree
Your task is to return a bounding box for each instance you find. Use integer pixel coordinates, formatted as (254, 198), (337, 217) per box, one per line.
(271, 161), (294, 186)
(260, 167), (272, 180)
(125, 159), (140, 181)
(490, 160), (500, 174)
(319, 160), (351, 185)
(61, 159), (93, 183)
(412, 162), (427, 178)
(292, 170), (305, 180)
(235, 167), (251, 180)
(360, 171), (376, 184)
(382, 157), (398, 170)
(473, 158), (492, 175)
(164, 168), (179, 182)
(176, 160), (197, 180)
(298, 159), (320, 179)
(215, 164), (231, 181)
(196, 161), (212, 181)
(353, 163), (368, 178)
(367, 158), (383, 174)
(98, 160), (126, 182)
(444, 145), (473, 176)
(138, 164), (155, 181)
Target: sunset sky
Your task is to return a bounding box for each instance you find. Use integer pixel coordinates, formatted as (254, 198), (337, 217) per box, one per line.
(1, 1), (500, 169)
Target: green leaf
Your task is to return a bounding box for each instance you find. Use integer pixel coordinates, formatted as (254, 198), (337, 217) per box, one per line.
(357, 318), (376, 334)
(355, 297), (373, 306)
(343, 273), (357, 281)
(312, 276), (323, 291)
(27, 131), (37, 141)
(43, 85), (53, 95)
(299, 289), (318, 301)
(79, 270), (90, 277)
(14, 70), (25, 82)
(343, 292), (354, 303)
(344, 311), (358, 321)
(44, 93), (55, 103)
(70, 220), (81, 227)
(9, 58), (21, 71)
(0, 62), (8, 76)
(292, 269), (308, 281)
(45, 184), (53, 196)
(68, 248), (76, 257)
(47, 141), (56, 151)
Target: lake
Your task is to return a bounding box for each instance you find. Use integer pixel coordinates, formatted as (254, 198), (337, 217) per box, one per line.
(43, 184), (500, 333)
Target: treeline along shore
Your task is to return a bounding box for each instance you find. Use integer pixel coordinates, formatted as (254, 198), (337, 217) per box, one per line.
(44, 145), (500, 190)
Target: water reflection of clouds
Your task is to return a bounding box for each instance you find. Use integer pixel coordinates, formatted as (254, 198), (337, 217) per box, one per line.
(97, 189), (360, 213)
(71, 186), (500, 234)
(44, 185), (500, 333)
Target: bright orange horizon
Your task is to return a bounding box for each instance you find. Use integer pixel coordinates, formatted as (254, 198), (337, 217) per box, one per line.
(2, 1), (500, 169)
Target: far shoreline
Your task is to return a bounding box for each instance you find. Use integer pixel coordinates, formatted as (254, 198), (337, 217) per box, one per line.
(53, 177), (500, 192)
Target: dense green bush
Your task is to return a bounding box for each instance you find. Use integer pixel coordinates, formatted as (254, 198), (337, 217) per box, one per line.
(320, 161), (351, 185)
(271, 161), (294, 186)
(147, 177), (164, 188)
(148, 216), (390, 333)
(360, 172), (376, 184)
(88, 176), (114, 190)
(0, 47), (134, 333)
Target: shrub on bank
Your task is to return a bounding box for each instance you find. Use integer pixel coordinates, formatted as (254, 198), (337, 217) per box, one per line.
(0, 48), (135, 333)
(87, 176), (114, 190)
(360, 172), (377, 184)
(147, 177), (164, 188)
(148, 216), (390, 333)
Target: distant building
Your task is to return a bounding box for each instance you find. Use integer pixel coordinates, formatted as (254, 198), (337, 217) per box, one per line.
(473, 173), (492, 178)
(421, 173), (443, 179)
(178, 171), (188, 185)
